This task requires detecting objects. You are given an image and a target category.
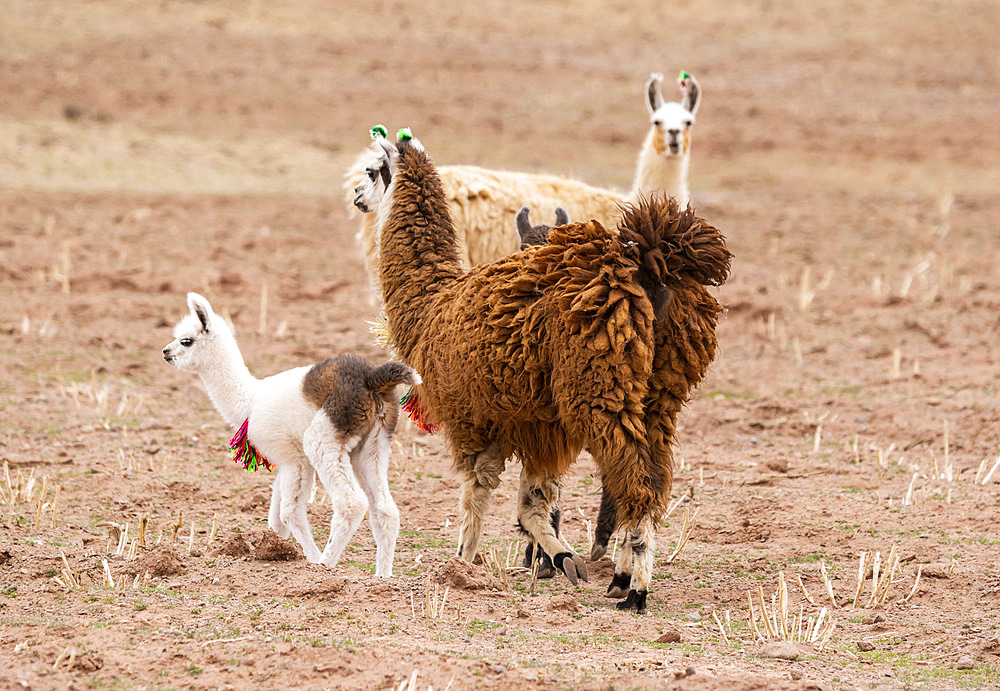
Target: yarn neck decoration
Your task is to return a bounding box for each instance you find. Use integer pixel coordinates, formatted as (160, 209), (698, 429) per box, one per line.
(397, 127), (413, 141)
(400, 387), (437, 434)
(370, 124), (388, 140)
(229, 418), (274, 472)
(678, 71), (690, 89)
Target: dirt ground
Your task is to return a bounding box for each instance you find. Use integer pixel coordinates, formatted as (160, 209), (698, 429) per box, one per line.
(2, 1), (999, 689)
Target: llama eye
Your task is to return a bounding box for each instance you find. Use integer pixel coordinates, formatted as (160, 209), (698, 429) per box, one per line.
(652, 120), (662, 128)
(180, 338), (194, 347)
(685, 121), (693, 127)
(367, 170), (376, 180)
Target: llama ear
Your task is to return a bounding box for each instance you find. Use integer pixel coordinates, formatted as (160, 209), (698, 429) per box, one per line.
(515, 206), (532, 243)
(187, 292), (213, 332)
(554, 207), (570, 226)
(375, 136), (399, 171)
(646, 72), (665, 114)
(679, 73), (701, 116)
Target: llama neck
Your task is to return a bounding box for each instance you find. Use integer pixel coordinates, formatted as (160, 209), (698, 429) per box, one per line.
(196, 332), (257, 428)
(631, 131), (691, 207)
(378, 148), (464, 360)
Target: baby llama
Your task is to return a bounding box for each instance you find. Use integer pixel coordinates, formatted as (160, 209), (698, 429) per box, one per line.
(162, 292), (417, 576)
(372, 129), (730, 613)
(348, 71), (702, 296)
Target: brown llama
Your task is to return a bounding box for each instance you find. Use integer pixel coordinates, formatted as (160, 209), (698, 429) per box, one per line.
(372, 129), (730, 613)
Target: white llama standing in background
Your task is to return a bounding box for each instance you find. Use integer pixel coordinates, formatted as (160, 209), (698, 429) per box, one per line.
(346, 71), (703, 294)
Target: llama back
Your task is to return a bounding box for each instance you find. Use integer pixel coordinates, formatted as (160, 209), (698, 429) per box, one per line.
(345, 153), (627, 278)
(442, 166), (625, 265)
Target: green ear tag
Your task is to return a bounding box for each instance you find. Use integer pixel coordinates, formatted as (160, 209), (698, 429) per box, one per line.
(397, 127), (413, 141)
(370, 124), (388, 139)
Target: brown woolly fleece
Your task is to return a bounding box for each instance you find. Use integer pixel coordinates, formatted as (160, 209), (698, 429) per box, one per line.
(380, 141), (731, 528)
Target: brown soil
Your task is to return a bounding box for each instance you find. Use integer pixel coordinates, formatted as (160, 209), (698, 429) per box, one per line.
(126, 544), (186, 579)
(215, 534), (253, 559)
(251, 529), (303, 562)
(1, 1), (999, 689)
(433, 557), (502, 591)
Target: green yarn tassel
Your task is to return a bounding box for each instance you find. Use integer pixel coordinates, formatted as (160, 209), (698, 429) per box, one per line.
(370, 124), (388, 139)
(397, 127), (413, 141)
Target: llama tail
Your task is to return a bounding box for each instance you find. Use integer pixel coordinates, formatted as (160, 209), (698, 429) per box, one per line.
(617, 194), (732, 295)
(365, 361), (420, 395)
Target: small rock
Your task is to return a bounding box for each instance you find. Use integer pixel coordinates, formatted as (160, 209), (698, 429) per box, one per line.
(761, 640), (800, 661)
(956, 656), (975, 670)
(491, 665), (507, 675)
(789, 669), (803, 680)
(655, 631), (682, 644)
(685, 611), (702, 622)
(516, 607), (529, 619)
(873, 612), (887, 623)
(673, 666), (696, 679)
(857, 640), (875, 652)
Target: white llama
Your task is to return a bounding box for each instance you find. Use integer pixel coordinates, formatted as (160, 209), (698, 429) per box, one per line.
(162, 292), (417, 576)
(347, 71), (702, 295)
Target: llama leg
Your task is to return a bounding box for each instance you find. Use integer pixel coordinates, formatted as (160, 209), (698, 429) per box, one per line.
(351, 426), (400, 578)
(616, 516), (656, 614)
(275, 462), (323, 563)
(605, 533), (633, 599)
(267, 477), (290, 538)
(303, 413), (369, 569)
(456, 443), (506, 562)
(518, 506), (557, 579)
(516, 469), (588, 584)
(591, 487), (618, 561)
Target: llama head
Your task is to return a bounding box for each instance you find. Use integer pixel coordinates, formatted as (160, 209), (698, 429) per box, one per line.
(162, 292), (226, 372)
(515, 206), (570, 249)
(645, 71), (701, 157)
(353, 126), (424, 214)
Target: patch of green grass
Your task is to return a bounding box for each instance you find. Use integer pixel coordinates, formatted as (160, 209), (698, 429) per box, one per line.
(134, 602), (147, 611)
(2, 586), (18, 598)
(186, 665), (203, 677)
(702, 390), (756, 400)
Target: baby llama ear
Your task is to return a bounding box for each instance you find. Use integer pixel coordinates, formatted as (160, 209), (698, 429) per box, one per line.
(554, 207), (570, 226)
(646, 72), (665, 114)
(515, 206), (533, 243)
(186, 292), (213, 332)
(678, 71), (701, 116)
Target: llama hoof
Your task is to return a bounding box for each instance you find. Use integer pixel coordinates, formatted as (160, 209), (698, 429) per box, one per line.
(553, 552), (589, 585)
(604, 572), (631, 599)
(590, 542), (607, 561)
(615, 588), (648, 614)
(537, 556), (556, 579)
(531, 548), (556, 579)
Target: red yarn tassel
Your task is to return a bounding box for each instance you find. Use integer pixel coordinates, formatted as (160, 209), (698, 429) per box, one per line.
(400, 388), (437, 434)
